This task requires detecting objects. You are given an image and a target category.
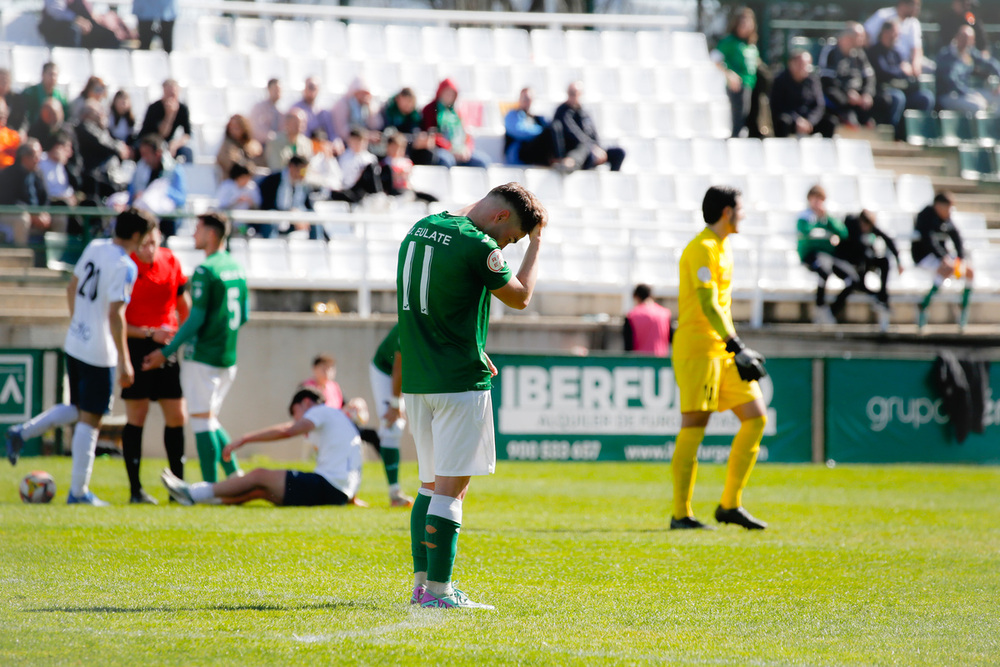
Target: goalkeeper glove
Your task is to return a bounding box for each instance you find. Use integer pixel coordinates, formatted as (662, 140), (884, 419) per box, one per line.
(726, 336), (767, 382)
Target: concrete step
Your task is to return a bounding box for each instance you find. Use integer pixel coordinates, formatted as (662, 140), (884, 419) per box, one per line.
(0, 267), (70, 286)
(0, 288), (70, 311)
(874, 155), (951, 177)
(0, 248), (35, 269)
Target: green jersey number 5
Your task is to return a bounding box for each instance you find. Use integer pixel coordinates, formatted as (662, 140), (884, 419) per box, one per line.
(401, 241), (433, 315)
(227, 287), (241, 330)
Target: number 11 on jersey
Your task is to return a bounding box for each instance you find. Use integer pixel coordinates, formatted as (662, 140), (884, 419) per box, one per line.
(401, 241), (433, 315)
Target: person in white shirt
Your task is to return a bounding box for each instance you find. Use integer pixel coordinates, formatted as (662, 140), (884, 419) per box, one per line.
(38, 132), (77, 232)
(160, 387), (364, 506)
(215, 163), (261, 211)
(5, 209), (157, 506)
(865, 0), (926, 75)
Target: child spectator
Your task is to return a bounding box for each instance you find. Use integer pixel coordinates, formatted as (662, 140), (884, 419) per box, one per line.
(380, 130), (438, 203)
(215, 163), (260, 211)
(303, 354), (343, 409)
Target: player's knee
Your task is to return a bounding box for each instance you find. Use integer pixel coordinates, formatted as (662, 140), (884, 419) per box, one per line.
(745, 413), (767, 437)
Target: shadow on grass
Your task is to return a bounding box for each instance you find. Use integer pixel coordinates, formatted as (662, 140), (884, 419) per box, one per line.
(26, 600), (377, 614)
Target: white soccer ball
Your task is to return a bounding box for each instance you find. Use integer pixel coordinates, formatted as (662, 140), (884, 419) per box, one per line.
(19, 471), (56, 504)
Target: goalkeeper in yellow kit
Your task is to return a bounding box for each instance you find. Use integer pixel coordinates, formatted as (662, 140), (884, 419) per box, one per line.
(671, 186), (768, 530)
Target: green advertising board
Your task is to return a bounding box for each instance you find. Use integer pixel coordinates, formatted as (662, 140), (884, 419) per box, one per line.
(490, 354), (813, 463)
(826, 358), (1000, 464)
(0, 350), (48, 457)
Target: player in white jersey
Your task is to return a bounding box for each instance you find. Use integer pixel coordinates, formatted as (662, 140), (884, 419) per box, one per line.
(161, 387), (364, 506)
(5, 209), (157, 505)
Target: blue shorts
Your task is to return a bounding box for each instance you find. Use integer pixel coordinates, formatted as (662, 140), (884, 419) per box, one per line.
(283, 471), (349, 507)
(67, 354), (115, 416)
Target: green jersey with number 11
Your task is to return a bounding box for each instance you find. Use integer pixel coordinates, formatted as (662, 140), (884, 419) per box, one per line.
(188, 250), (248, 368)
(397, 213), (512, 394)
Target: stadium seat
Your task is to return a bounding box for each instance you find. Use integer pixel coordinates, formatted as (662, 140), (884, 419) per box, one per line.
(895, 174), (935, 213)
(166, 236), (206, 276)
(745, 173), (786, 211)
(384, 25), (424, 63)
(360, 61), (401, 99)
(600, 30), (639, 66)
(130, 50), (171, 89)
(421, 26), (459, 64)
(91, 49), (132, 90)
(857, 171), (898, 212)
(225, 87), (262, 120)
(783, 172), (818, 211)
(312, 20), (349, 59)
(450, 167), (490, 204)
(652, 138), (692, 174)
(525, 168), (564, 206)
(564, 30), (604, 65)
(493, 28), (533, 64)
(184, 163), (220, 198)
(245, 52), (289, 89)
(835, 138), (877, 174)
(639, 103), (676, 139)
(691, 138), (728, 174)
(186, 87), (228, 126)
(938, 111), (976, 147)
(398, 61), (440, 101)
(456, 27), (496, 65)
(486, 166), (526, 189)
(347, 23), (387, 62)
(409, 165), (452, 203)
(727, 137), (765, 174)
(227, 237), (249, 270)
(366, 239), (400, 286)
(798, 137), (839, 175)
(437, 64), (475, 99)
(530, 29), (567, 65)
(233, 18), (272, 52)
(272, 19), (314, 57)
(599, 101), (638, 140)
(11, 45), (50, 88)
(903, 109), (939, 147)
(285, 56), (328, 88)
(563, 171), (603, 208)
(671, 32), (710, 65)
(673, 173), (711, 210)
(958, 145), (997, 180)
(207, 51), (249, 89)
(50, 47), (92, 92)
(689, 63), (726, 102)
(635, 30), (672, 64)
(197, 16), (235, 51)
(653, 66), (692, 104)
(582, 66), (623, 104)
(248, 238), (291, 279)
(974, 111), (999, 146)
(471, 64), (513, 101)
(169, 52), (214, 89)
(619, 66), (659, 102)
(634, 246), (680, 289)
(170, 16), (200, 52)
(288, 239), (331, 280)
(763, 137), (802, 174)
(327, 238), (366, 283)
(546, 65), (585, 101)
(820, 174), (861, 214)
(600, 172), (640, 208)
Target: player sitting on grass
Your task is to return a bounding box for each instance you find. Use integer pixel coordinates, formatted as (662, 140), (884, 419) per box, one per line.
(160, 387), (363, 507)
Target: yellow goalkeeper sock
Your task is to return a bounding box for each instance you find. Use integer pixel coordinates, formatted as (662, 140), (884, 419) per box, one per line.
(720, 415), (767, 509)
(672, 426), (705, 520)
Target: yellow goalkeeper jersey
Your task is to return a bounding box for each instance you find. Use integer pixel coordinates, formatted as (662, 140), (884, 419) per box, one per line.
(673, 226), (734, 360)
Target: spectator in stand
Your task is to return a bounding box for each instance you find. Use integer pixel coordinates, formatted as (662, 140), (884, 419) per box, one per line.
(264, 108), (313, 172)
(819, 22), (876, 131)
(0, 69), (26, 134)
(139, 79), (193, 164)
(250, 79), (283, 147)
(771, 50), (830, 138)
(324, 77), (382, 144)
(504, 87), (558, 167)
(305, 129), (345, 196)
(936, 26), (1000, 113)
(69, 76), (107, 124)
(302, 354), (344, 409)
(713, 7), (760, 138)
(939, 0), (989, 57)
(796, 185), (854, 324)
(20, 62), (70, 127)
(108, 90), (137, 146)
(623, 283), (672, 357)
(865, 0), (927, 75)
(76, 100), (131, 201)
(134, 0), (178, 53)
(129, 135), (186, 235)
(0, 140), (50, 246)
(335, 128), (382, 204)
(38, 131), (78, 233)
(382, 87), (440, 167)
(216, 114), (263, 179)
(258, 155), (318, 239)
(380, 130), (438, 203)
(28, 99), (82, 187)
(38, 0), (125, 50)
(833, 209), (901, 331)
(420, 78), (490, 169)
(291, 77), (323, 138)
(912, 192), (974, 330)
(0, 99), (21, 170)
(215, 163), (261, 211)
(868, 20), (934, 141)
(552, 81), (626, 172)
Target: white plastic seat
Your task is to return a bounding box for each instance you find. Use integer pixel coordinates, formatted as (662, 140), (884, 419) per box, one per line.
(131, 50), (170, 89)
(169, 16), (200, 52)
(227, 237), (249, 271)
(654, 66), (692, 104)
(820, 174), (861, 214)
(727, 138), (765, 174)
(636, 30), (672, 64)
(285, 56), (327, 88)
(486, 166), (526, 188)
(582, 66), (622, 104)
(858, 171), (898, 212)
(529, 29), (566, 65)
(472, 64), (512, 101)
(347, 23), (387, 61)
(507, 64), (547, 99)
(184, 163), (220, 198)
(245, 52), (289, 89)
(248, 238), (291, 279)
(209, 52), (249, 89)
(798, 137), (839, 175)
(450, 167), (490, 203)
(674, 173), (711, 210)
(671, 32), (710, 65)
(563, 171), (603, 208)
(50, 47), (91, 91)
(835, 138), (877, 174)
(600, 172), (640, 207)
(312, 20), (348, 58)
(456, 27), (496, 64)
(634, 246), (680, 289)
(525, 168), (564, 206)
(690, 63), (728, 102)
(745, 173), (786, 212)
(546, 65), (585, 102)
(690, 138), (729, 174)
(233, 18), (273, 52)
(654, 138), (693, 173)
(421, 26), (458, 64)
(225, 87), (263, 119)
(288, 239), (331, 280)
(783, 173), (819, 211)
(564, 30), (604, 65)
(638, 103), (676, 139)
(272, 20), (313, 57)
(436, 64), (475, 100)
(397, 61), (439, 101)
(169, 53), (214, 89)
(763, 138), (802, 174)
(637, 173), (677, 207)
(409, 165), (452, 203)
(616, 137), (656, 173)
(600, 30), (639, 65)
(197, 16), (234, 51)
(366, 239), (400, 286)
(91, 49), (132, 90)
(493, 28), (533, 64)
(194, 123), (225, 161)
(359, 61), (401, 99)
(125, 86), (149, 122)
(895, 174), (935, 213)
(327, 238), (366, 283)
(598, 101), (638, 141)
(186, 87), (228, 126)
(384, 25), (424, 63)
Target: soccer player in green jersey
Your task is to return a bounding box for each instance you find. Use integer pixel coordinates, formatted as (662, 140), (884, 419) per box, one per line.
(368, 323), (413, 507)
(143, 212), (250, 482)
(399, 182), (546, 610)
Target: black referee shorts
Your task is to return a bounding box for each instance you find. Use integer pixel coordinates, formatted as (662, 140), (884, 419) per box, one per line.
(121, 337), (183, 401)
(283, 471), (349, 506)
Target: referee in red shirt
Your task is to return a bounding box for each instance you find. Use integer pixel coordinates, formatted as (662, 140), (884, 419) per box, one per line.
(122, 226), (190, 503)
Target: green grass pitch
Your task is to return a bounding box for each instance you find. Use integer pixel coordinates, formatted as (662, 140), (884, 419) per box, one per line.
(1, 456), (999, 666)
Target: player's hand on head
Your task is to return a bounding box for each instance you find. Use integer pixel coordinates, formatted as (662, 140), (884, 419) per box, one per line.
(726, 337), (767, 383)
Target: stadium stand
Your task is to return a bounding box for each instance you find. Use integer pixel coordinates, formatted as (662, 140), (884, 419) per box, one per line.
(1, 3), (999, 329)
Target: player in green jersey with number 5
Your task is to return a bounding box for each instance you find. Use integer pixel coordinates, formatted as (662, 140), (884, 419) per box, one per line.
(144, 212), (250, 483)
(399, 182), (547, 610)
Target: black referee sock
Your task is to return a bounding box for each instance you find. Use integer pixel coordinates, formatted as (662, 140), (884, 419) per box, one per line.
(164, 426), (185, 480)
(122, 424), (144, 495)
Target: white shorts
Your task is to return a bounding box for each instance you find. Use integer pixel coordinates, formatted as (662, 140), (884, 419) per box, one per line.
(369, 362), (405, 438)
(180, 360), (237, 416)
(405, 390), (496, 484)
(917, 255), (943, 272)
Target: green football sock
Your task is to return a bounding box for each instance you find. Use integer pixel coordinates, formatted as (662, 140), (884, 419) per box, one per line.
(410, 493), (431, 575)
(195, 431), (217, 483)
(381, 447), (400, 486)
(215, 428), (240, 476)
(425, 515), (460, 584)
(920, 284), (939, 311)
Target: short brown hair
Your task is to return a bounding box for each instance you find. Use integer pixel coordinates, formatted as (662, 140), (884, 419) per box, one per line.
(312, 354), (335, 367)
(934, 191), (955, 206)
(199, 212), (231, 241)
(807, 185), (826, 200)
(115, 208), (158, 241)
(488, 182), (548, 234)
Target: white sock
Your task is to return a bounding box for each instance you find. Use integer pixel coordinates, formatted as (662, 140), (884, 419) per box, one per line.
(413, 572), (427, 588)
(427, 494), (462, 524)
(388, 483), (401, 496)
(426, 580), (453, 597)
(69, 422), (99, 497)
(189, 481), (216, 503)
(19, 404), (79, 440)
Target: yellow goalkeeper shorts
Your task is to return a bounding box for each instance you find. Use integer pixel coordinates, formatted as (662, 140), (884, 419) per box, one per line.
(674, 356), (762, 413)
